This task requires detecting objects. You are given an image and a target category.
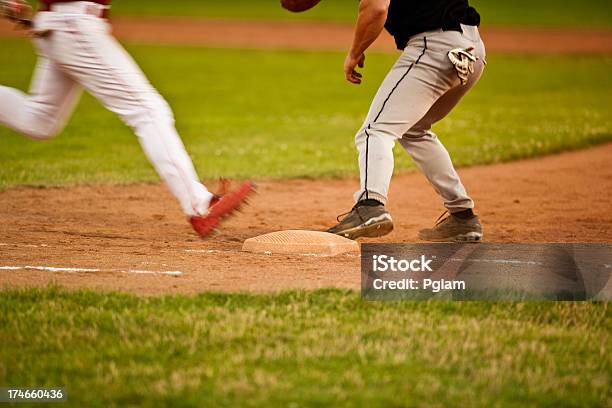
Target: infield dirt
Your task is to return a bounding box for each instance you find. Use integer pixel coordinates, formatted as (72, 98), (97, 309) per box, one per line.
(1, 144), (611, 295)
(104, 18), (612, 54)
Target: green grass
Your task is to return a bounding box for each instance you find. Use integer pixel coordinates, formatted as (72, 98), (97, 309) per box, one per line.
(0, 39), (611, 189)
(0, 288), (609, 407)
(104, 0), (612, 28)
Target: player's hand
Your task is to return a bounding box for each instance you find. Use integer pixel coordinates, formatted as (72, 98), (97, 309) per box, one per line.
(344, 52), (366, 85)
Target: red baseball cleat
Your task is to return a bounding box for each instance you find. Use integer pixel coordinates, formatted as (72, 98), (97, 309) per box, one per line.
(189, 181), (256, 238)
(206, 178), (230, 207)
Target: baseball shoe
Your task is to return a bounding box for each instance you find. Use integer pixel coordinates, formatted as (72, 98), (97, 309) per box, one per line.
(208, 178), (230, 206)
(190, 180), (256, 238)
(327, 200), (394, 240)
(418, 211), (483, 242)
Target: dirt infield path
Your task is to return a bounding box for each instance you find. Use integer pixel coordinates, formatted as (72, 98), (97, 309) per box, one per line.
(1, 18), (612, 54)
(1, 144), (611, 295)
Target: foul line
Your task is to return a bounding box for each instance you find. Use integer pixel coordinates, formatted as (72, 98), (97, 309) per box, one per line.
(446, 257), (543, 266)
(0, 265), (182, 276)
(0, 243), (49, 248)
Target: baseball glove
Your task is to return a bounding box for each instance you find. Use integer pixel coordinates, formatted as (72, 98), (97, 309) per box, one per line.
(448, 47), (478, 85)
(0, 0), (33, 27)
(281, 0), (322, 13)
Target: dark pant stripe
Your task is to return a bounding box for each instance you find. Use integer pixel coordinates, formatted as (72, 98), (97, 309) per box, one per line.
(361, 37), (428, 202)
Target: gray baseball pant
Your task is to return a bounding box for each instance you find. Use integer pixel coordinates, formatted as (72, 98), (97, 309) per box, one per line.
(354, 24), (486, 213)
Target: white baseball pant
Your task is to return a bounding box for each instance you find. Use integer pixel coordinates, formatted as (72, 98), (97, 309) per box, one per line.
(0, 2), (212, 216)
(354, 24), (486, 213)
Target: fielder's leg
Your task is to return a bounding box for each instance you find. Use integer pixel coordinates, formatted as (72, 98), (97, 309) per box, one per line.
(329, 39), (448, 239)
(352, 43), (442, 206)
(399, 68), (485, 214)
(401, 30), (486, 242)
(330, 28), (487, 240)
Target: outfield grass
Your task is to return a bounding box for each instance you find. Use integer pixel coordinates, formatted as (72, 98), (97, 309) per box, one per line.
(105, 0), (612, 28)
(0, 288), (609, 407)
(0, 39), (610, 189)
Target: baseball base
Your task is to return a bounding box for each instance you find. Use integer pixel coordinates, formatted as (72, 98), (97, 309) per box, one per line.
(242, 230), (359, 256)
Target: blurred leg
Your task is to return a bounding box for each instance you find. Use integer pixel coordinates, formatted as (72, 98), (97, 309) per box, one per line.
(0, 41), (82, 139)
(52, 18), (212, 216)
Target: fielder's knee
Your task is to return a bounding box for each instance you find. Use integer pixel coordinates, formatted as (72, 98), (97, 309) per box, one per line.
(355, 127), (368, 147)
(403, 129), (437, 141)
(355, 125), (397, 150)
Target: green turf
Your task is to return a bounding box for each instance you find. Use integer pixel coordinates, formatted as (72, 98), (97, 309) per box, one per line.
(0, 288), (609, 407)
(105, 0), (612, 28)
(0, 39), (611, 189)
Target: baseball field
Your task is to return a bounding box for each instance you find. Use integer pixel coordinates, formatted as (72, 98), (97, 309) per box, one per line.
(0, 0), (611, 406)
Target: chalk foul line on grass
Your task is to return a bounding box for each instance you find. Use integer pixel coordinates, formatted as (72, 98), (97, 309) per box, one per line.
(0, 265), (182, 277)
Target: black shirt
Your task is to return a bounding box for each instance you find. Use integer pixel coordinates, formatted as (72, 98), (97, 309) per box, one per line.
(385, 0), (481, 49)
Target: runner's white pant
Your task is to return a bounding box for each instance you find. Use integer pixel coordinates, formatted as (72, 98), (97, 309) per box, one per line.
(0, 3), (212, 216)
(355, 25), (486, 213)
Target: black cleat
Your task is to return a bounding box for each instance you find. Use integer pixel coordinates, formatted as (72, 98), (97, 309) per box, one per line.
(327, 203), (394, 240)
(418, 212), (483, 242)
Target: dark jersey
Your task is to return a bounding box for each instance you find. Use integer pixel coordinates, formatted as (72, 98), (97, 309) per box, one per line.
(385, 0), (480, 49)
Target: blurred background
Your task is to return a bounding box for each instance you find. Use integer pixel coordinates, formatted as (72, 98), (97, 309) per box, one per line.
(0, 0), (610, 187)
(113, 0), (612, 27)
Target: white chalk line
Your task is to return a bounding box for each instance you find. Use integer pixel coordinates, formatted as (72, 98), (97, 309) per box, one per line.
(446, 257), (543, 266)
(3, 244), (357, 258)
(184, 249), (233, 254)
(126, 269), (182, 276)
(3, 243), (605, 264)
(0, 243), (49, 248)
(184, 249), (358, 258)
(290, 252), (359, 258)
(442, 258), (611, 270)
(0, 265), (182, 276)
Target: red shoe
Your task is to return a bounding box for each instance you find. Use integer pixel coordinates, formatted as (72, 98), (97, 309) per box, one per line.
(208, 178), (230, 207)
(190, 180), (256, 238)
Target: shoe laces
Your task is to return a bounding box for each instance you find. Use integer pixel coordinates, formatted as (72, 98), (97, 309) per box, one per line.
(335, 202), (361, 222)
(435, 211), (450, 226)
(336, 207), (354, 222)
